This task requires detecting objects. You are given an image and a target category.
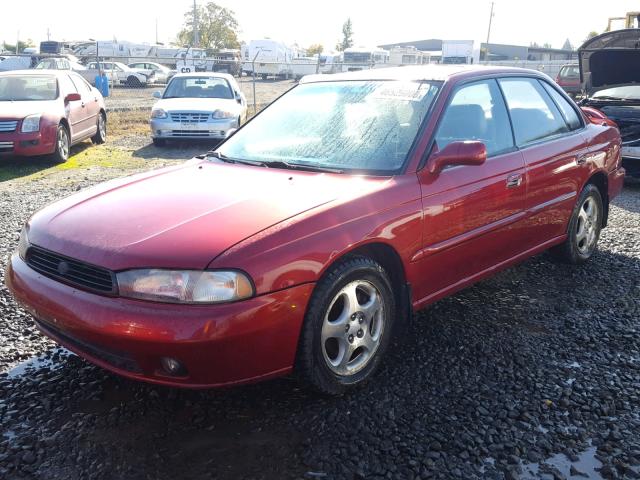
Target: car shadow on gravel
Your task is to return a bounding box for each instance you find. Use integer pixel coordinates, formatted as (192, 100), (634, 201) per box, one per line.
(0, 143), (93, 182)
(616, 181), (640, 214)
(3, 243), (640, 480)
(132, 139), (222, 161)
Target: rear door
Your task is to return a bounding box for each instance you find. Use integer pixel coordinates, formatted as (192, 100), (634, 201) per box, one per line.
(498, 76), (590, 250)
(413, 78), (527, 305)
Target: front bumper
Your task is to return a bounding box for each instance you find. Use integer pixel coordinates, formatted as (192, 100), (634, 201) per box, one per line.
(0, 125), (56, 157)
(6, 253), (314, 388)
(150, 117), (237, 140)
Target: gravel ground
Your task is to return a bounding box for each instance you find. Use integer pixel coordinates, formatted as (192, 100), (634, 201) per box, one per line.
(1, 164), (639, 480)
(104, 77), (294, 111)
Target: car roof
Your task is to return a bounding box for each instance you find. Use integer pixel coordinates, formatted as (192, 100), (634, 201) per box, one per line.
(171, 72), (235, 81)
(0, 69), (73, 77)
(300, 65), (549, 84)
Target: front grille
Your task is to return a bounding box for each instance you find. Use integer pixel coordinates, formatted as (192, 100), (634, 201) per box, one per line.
(26, 245), (116, 294)
(169, 130), (225, 137)
(0, 120), (18, 132)
(0, 141), (14, 152)
(35, 318), (142, 374)
(170, 112), (210, 123)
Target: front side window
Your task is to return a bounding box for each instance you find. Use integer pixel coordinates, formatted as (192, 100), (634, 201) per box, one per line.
(164, 77), (233, 99)
(499, 77), (568, 145)
(0, 75), (58, 101)
(435, 79), (514, 157)
(540, 81), (582, 131)
(218, 80), (440, 174)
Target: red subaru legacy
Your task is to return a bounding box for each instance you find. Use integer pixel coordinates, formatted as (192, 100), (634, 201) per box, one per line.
(6, 66), (624, 394)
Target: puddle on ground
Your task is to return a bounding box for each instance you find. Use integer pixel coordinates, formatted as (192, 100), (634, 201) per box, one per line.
(2, 347), (73, 379)
(520, 441), (603, 479)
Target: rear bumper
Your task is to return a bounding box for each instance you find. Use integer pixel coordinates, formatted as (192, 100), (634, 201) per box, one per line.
(0, 126), (56, 157)
(6, 253), (314, 388)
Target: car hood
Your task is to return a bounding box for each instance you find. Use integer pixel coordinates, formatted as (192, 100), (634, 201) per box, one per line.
(27, 160), (380, 271)
(155, 97), (237, 112)
(0, 99), (58, 119)
(579, 29), (640, 95)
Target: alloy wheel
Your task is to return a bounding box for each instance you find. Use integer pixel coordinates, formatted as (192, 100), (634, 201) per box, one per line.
(575, 196), (599, 255)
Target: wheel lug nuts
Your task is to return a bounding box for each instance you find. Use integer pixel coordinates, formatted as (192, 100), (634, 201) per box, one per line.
(350, 313), (357, 321)
(358, 317), (364, 324)
(345, 325), (350, 332)
(357, 329), (364, 338)
(348, 334), (354, 343)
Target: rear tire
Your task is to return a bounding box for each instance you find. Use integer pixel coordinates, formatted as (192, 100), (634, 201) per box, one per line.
(152, 138), (166, 147)
(50, 124), (70, 163)
(550, 184), (603, 264)
(91, 112), (106, 144)
(295, 256), (396, 395)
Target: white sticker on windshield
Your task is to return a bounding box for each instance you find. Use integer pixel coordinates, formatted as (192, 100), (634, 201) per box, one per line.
(373, 82), (433, 102)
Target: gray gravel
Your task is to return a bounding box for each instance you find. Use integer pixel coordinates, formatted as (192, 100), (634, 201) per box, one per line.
(1, 167), (639, 480)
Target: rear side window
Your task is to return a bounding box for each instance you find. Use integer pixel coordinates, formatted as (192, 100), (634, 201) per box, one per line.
(559, 65), (579, 78)
(435, 79), (514, 157)
(499, 77), (568, 146)
(540, 81), (582, 131)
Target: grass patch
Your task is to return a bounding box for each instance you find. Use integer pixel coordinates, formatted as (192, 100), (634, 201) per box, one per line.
(108, 110), (151, 137)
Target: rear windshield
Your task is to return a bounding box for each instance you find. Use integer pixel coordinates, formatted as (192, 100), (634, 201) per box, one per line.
(0, 75), (58, 101)
(559, 65), (579, 78)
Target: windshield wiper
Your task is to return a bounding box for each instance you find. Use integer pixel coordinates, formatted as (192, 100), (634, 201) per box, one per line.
(261, 160), (344, 174)
(204, 151), (265, 167)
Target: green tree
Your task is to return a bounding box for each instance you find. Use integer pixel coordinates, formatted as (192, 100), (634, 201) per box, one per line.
(3, 39), (34, 54)
(336, 18), (354, 51)
(585, 31), (598, 42)
(307, 43), (324, 56)
(177, 2), (240, 51)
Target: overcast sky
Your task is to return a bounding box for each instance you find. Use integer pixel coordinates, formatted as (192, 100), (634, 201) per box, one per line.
(1, 0), (638, 51)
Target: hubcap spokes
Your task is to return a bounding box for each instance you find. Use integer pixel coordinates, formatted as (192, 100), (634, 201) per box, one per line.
(99, 117), (106, 138)
(321, 280), (384, 376)
(576, 197), (598, 254)
(58, 129), (68, 159)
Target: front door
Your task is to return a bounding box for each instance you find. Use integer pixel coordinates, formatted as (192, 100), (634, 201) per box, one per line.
(412, 78), (527, 307)
(58, 74), (88, 142)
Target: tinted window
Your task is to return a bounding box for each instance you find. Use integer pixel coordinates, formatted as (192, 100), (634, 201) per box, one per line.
(435, 79), (514, 157)
(540, 81), (582, 130)
(499, 77), (568, 145)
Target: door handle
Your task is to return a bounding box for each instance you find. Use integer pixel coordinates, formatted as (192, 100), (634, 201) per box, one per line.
(576, 153), (588, 165)
(81, 102), (85, 108)
(506, 173), (523, 189)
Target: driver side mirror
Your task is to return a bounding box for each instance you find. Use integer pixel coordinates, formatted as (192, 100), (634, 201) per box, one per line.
(64, 93), (82, 103)
(235, 91), (243, 104)
(152, 91), (162, 99)
(427, 141), (487, 175)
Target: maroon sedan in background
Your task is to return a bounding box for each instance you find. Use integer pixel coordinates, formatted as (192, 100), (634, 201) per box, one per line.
(0, 70), (106, 162)
(6, 66), (625, 395)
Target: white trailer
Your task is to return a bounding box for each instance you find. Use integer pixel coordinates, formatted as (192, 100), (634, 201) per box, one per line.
(242, 40), (293, 79)
(442, 40), (475, 64)
(342, 47), (389, 71)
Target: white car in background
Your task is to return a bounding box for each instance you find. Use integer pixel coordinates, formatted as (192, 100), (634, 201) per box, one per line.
(128, 62), (176, 84)
(85, 61), (148, 87)
(35, 56), (86, 71)
(149, 72), (247, 146)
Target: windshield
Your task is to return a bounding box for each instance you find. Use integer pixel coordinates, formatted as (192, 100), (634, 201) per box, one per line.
(592, 85), (640, 100)
(0, 75), (58, 101)
(560, 65), (579, 78)
(217, 80), (440, 174)
(164, 77), (233, 99)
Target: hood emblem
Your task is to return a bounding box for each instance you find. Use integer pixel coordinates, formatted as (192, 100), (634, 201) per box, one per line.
(57, 261), (70, 275)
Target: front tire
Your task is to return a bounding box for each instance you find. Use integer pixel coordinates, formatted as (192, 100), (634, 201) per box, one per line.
(152, 138), (166, 147)
(50, 124), (70, 163)
(91, 112), (106, 144)
(296, 256), (396, 395)
(550, 184), (603, 264)
(127, 76), (143, 88)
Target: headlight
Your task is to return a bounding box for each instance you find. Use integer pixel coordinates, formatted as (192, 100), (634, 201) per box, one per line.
(151, 108), (168, 119)
(21, 114), (41, 133)
(212, 110), (234, 119)
(17, 225), (30, 260)
(116, 269), (254, 304)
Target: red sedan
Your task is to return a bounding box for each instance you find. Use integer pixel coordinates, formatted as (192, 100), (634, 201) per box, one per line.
(6, 66), (624, 394)
(0, 70), (106, 162)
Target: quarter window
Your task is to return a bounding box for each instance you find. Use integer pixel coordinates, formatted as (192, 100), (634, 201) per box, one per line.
(435, 79), (514, 157)
(499, 77), (568, 145)
(540, 81), (582, 131)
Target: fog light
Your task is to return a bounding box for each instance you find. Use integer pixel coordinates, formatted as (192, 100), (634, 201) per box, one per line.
(160, 357), (186, 376)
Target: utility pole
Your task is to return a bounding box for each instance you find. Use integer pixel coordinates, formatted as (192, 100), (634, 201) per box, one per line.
(16, 31), (19, 54)
(47, 28), (51, 41)
(155, 18), (159, 44)
(193, 0), (199, 47)
(485, 1), (494, 63)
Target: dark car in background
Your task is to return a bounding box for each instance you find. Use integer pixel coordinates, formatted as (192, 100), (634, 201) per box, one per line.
(579, 28), (640, 178)
(556, 64), (580, 97)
